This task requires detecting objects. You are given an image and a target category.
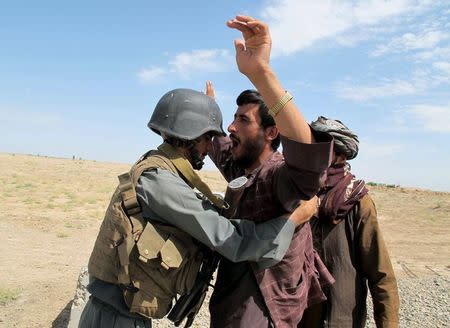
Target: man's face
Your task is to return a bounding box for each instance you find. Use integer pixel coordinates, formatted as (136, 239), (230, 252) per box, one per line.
(189, 133), (213, 170)
(227, 103), (265, 169)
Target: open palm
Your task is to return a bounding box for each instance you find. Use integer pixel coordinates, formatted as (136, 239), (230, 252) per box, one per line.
(227, 15), (272, 77)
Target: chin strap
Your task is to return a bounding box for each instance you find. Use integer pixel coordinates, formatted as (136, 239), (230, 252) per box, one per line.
(158, 142), (227, 209)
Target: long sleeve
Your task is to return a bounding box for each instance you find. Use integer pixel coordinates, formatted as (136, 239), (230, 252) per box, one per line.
(210, 129), (332, 187)
(210, 129), (333, 215)
(275, 131), (333, 209)
(358, 195), (400, 328)
(136, 168), (295, 266)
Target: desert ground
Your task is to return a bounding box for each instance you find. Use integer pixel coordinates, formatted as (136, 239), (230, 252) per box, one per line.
(0, 153), (449, 327)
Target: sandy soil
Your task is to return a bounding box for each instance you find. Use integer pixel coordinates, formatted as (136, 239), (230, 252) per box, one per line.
(0, 153), (448, 327)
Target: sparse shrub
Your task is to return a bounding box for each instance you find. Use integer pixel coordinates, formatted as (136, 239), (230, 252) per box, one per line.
(386, 184), (398, 188)
(17, 183), (33, 189)
(0, 287), (21, 305)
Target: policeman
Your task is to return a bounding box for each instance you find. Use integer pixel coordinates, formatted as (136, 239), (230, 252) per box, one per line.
(79, 88), (318, 328)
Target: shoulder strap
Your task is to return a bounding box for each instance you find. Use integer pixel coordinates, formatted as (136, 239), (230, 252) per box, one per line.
(157, 142), (227, 209)
(115, 151), (180, 286)
(118, 150), (179, 216)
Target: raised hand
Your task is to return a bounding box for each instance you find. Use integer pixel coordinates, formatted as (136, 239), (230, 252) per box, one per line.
(205, 81), (215, 100)
(226, 15), (272, 79)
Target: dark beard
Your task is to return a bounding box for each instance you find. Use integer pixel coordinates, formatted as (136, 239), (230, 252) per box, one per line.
(234, 136), (265, 169)
(189, 147), (204, 170)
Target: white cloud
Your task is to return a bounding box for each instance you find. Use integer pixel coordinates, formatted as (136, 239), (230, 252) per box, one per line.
(352, 0), (413, 24)
(137, 49), (233, 82)
(336, 79), (419, 101)
(409, 104), (450, 132)
(169, 49), (233, 78)
(372, 30), (450, 56)
(433, 61), (450, 75)
(137, 66), (166, 83)
(335, 66), (449, 101)
(260, 0), (427, 56)
(414, 45), (450, 61)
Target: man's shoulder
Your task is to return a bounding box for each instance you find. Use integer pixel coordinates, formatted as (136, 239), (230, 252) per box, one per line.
(255, 151), (284, 178)
(265, 151), (284, 167)
(134, 151), (178, 176)
(354, 193), (377, 224)
(359, 193), (375, 209)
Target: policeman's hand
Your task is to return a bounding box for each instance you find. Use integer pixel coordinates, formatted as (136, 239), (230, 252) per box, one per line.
(205, 81), (215, 100)
(288, 196), (319, 227)
(226, 15), (271, 79)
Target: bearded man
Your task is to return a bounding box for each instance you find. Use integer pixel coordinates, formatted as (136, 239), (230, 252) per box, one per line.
(206, 15), (335, 328)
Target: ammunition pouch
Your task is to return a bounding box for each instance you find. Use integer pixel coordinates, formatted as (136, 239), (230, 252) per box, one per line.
(121, 222), (203, 319)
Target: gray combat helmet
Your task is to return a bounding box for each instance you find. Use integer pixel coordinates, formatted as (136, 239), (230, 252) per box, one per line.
(148, 88), (226, 140)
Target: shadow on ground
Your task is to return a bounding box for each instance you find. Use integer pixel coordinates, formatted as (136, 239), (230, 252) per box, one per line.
(52, 300), (72, 328)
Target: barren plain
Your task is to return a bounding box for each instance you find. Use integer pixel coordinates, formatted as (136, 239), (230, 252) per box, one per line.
(0, 153), (449, 327)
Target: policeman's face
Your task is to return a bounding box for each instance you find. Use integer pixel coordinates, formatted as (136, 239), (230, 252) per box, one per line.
(227, 104), (265, 169)
(193, 133), (213, 163)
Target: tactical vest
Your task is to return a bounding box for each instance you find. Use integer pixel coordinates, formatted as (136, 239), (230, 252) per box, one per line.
(88, 147), (222, 319)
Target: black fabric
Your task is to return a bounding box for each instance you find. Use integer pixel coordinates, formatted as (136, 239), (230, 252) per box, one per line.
(79, 296), (152, 328)
(86, 277), (145, 319)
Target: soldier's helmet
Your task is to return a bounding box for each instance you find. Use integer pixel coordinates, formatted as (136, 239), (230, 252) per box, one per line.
(148, 89), (226, 140)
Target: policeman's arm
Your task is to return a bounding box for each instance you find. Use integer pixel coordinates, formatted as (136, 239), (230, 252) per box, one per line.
(136, 169), (295, 264)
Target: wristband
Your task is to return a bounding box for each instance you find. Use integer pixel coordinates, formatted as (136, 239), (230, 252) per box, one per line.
(268, 91), (293, 118)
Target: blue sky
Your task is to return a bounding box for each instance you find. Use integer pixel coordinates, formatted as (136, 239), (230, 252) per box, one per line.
(1, 0), (449, 192)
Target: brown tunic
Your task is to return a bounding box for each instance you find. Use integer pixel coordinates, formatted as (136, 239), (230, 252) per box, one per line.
(307, 194), (399, 328)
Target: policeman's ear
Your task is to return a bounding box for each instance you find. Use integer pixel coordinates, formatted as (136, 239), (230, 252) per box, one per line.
(264, 126), (279, 142)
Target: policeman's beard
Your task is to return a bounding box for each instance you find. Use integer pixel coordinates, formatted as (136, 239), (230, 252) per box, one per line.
(234, 135), (265, 169)
(189, 147), (204, 170)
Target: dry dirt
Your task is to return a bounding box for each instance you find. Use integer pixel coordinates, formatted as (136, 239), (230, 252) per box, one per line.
(0, 153), (449, 328)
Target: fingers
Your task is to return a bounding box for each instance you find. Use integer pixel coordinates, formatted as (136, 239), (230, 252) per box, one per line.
(235, 15), (256, 22)
(227, 15), (268, 36)
(289, 196), (319, 226)
(298, 196), (319, 218)
(246, 20), (268, 35)
(234, 39), (245, 52)
(205, 81), (215, 100)
(227, 19), (253, 37)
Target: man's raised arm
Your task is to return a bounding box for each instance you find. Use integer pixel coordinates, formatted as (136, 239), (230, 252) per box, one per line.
(227, 15), (314, 144)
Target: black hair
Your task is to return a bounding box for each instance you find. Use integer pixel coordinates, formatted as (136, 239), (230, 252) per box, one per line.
(236, 89), (281, 151)
(165, 136), (194, 149)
